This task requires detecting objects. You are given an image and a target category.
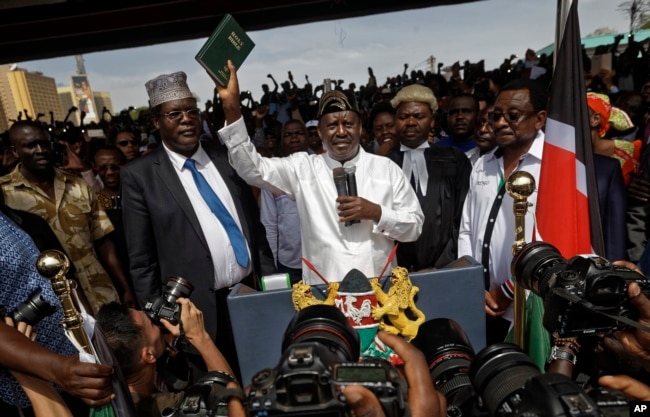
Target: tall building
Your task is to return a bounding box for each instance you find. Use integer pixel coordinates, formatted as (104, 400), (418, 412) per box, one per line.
(93, 91), (113, 119)
(0, 65), (65, 132)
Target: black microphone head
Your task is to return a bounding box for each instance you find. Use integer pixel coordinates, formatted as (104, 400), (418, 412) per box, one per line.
(333, 167), (349, 198)
(333, 167), (347, 183)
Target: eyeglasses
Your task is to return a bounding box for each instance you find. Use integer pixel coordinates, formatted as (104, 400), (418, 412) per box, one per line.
(117, 139), (138, 146)
(160, 108), (201, 121)
(487, 110), (534, 124)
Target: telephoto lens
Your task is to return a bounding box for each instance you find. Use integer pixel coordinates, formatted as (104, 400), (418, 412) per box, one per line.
(469, 343), (540, 416)
(280, 303), (361, 363)
(511, 241), (567, 299)
(11, 288), (57, 326)
(411, 318), (476, 417)
(163, 276), (194, 304)
(144, 276), (194, 325)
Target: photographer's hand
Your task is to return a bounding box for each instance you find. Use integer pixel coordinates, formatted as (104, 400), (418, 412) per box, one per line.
(161, 298), (235, 378)
(628, 175), (650, 202)
(598, 374), (650, 400)
(343, 331), (447, 417)
(602, 282), (650, 371)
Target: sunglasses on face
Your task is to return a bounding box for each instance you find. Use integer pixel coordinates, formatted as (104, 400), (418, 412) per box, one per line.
(117, 139), (138, 146)
(487, 110), (533, 124)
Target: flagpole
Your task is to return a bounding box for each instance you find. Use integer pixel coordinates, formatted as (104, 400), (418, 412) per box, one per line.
(555, 0), (571, 72)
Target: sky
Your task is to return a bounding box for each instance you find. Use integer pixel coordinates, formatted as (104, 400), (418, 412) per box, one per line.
(18, 0), (631, 112)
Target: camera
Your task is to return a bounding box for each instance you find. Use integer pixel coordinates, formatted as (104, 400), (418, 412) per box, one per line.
(10, 288), (57, 326)
(469, 343), (627, 417)
(247, 304), (408, 417)
(162, 371), (237, 417)
(143, 276), (194, 325)
(411, 318), (477, 417)
(511, 241), (650, 337)
(0, 288), (57, 327)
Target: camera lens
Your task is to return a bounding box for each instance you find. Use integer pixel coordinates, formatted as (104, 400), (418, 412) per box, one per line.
(11, 288), (57, 326)
(469, 343), (540, 416)
(511, 241), (567, 298)
(412, 319), (474, 396)
(163, 276), (194, 303)
(281, 304), (360, 363)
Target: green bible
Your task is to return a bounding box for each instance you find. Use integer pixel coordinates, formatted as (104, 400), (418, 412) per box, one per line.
(195, 14), (255, 86)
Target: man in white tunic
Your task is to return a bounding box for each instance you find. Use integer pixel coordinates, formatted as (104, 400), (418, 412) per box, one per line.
(217, 62), (423, 284)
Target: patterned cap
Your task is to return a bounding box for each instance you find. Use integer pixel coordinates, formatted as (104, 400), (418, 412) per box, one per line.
(145, 71), (194, 107)
(317, 91), (359, 118)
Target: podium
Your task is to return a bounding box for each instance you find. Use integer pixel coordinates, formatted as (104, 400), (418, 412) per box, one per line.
(227, 256), (485, 385)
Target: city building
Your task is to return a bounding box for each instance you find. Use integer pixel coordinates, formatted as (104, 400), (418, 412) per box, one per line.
(0, 65), (65, 132)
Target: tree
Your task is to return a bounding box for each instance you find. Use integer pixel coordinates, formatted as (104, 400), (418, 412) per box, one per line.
(618, 0), (650, 32)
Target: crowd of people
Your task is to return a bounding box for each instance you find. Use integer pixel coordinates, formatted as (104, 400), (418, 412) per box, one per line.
(0, 36), (650, 417)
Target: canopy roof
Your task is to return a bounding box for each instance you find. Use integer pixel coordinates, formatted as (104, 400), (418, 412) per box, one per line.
(0, 0), (481, 64)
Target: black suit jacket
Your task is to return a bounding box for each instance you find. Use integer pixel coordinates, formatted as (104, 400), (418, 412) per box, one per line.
(120, 141), (275, 339)
(594, 154), (627, 261)
(389, 144), (472, 270)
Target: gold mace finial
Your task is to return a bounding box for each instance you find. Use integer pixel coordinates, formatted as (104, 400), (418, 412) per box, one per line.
(505, 171), (535, 200)
(36, 249), (70, 279)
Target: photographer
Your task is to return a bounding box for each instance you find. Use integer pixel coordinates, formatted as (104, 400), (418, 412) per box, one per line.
(96, 297), (235, 417)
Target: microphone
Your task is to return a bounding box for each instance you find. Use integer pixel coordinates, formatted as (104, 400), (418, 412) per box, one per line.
(333, 167), (355, 227)
(333, 167), (348, 197)
(343, 162), (360, 226)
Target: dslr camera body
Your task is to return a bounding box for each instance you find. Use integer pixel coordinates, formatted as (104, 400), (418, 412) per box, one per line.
(162, 371), (238, 417)
(247, 305), (408, 417)
(512, 241), (650, 337)
(143, 276), (194, 326)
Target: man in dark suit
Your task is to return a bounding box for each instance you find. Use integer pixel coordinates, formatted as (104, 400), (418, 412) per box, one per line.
(388, 84), (472, 271)
(120, 71), (275, 381)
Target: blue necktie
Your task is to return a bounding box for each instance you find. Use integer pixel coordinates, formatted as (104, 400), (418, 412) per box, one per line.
(184, 159), (249, 268)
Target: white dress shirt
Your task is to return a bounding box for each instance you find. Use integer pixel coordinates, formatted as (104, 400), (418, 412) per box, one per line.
(458, 130), (545, 322)
(163, 141), (252, 289)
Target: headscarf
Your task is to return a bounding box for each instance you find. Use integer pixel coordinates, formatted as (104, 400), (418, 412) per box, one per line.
(586, 92), (634, 137)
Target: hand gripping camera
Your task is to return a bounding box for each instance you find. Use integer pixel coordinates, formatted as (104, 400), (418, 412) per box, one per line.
(143, 276), (194, 326)
(247, 304), (409, 417)
(512, 241), (650, 337)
